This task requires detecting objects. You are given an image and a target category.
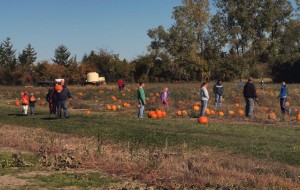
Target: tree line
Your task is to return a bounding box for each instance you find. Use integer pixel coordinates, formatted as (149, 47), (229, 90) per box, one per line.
(1, 0), (300, 85)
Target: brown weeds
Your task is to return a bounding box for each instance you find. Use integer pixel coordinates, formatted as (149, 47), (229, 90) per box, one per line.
(0, 124), (300, 189)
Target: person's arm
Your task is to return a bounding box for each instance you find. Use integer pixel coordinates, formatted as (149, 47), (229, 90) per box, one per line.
(204, 88), (209, 99)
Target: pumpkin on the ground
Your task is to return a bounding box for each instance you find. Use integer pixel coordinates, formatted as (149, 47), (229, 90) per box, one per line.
(198, 116), (208, 124)
(218, 111), (224, 117)
(193, 106), (200, 111)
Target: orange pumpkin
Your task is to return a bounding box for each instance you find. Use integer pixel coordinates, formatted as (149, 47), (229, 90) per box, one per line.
(218, 111), (224, 117)
(106, 105), (112, 110)
(234, 103), (240, 108)
(285, 102), (290, 107)
(238, 109), (245, 116)
(198, 116), (208, 124)
(55, 85), (63, 92)
(297, 113), (300, 121)
(151, 113), (158, 119)
(205, 108), (211, 115)
(268, 112), (277, 120)
(77, 92), (83, 97)
(22, 99), (29, 105)
(112, 105), (117, 111)
(193, 106), (200, 111)
(162, 111), (167, 118)
(15, 100), (20, 106)
(156, 110), (163, 118)
(182, 110), (188, 115)
(148, 111), (155, 118)
(112, 96), (117, 101)
(30, 96), (36, 102)
(228, 110), (235, 115)
(210, 110), (215, 115)
(177, 110), (182, 116)
(85, 110), (91, 115)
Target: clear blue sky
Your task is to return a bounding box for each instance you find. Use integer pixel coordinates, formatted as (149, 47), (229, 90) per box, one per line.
(0, 0), (186, 62)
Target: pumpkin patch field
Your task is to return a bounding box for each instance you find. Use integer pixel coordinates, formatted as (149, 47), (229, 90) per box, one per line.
(0, 82), (300, 189)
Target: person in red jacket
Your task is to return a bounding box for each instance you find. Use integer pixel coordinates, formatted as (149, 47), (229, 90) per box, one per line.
(118, 78), (125, 91)
(21, 91), (29, 115)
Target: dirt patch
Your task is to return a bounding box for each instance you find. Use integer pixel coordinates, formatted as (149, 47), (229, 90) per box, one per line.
(0, 175), (29, 188)
(0, 124), (300, 189)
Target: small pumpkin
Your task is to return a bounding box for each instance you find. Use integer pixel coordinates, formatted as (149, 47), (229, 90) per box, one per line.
(238, 109), (245, 116)
(205, 108), (211, 115)
(234, 103), (240, 108)
(55, 85), (63, 92)
(285, 102), (290, 107)
(112, 105), (117, 111)
(22, 99), (29, 105)
(106, 105), (112, 110)
(151, 113), (158, 119)
(162, 111), (167, 118)
(148, 111), (155, 118)
(228, 110), (235, 115)
(182, 110), (188, 115)
(218, 111), (224, 117)
(297, 113), (300, 121)
(15, 100), (20, 106)
(193, 106), (200, 111)
(198, 116), (208, 124)
(85, 110), (91, 115)
(210, 110), (216, 115)
(177, 110), (182, 116)
(268, 112), (277, 120)
(156, 110), (163, 118)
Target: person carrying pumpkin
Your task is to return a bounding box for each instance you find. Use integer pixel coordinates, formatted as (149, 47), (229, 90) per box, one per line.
(29, 93), (36, 115)
(55, 83), (72, 119)
(21, 91), (29, 115)
(137, 82), (146, 118)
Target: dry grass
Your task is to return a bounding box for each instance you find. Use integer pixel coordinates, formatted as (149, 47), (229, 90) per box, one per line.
(1, 124), (299, 189)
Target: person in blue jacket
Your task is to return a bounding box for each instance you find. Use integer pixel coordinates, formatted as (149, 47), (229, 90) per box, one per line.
(278, 82), (291, 114)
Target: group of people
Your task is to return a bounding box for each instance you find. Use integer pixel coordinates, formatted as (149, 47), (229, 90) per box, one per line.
(21, 91), (37, 115)
(46, 79), (72, 118)
(137, 78), (292, 119)
(20, 79), (72, 119)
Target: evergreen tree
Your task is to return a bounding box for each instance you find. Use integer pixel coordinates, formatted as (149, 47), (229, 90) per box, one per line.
(0, 37), (17, 71)
(18, 43), (37, 65)
(52, 45), (71, 67)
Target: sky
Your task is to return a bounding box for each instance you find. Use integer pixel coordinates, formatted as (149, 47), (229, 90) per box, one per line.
(0, 0), (185, 62)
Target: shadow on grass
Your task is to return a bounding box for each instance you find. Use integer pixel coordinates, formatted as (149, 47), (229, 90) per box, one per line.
(8, 113), (27, 117)
(40, 117), (58, 120)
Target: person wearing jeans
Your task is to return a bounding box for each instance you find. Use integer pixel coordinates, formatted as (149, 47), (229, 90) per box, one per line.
(278, 82), (291, 114)
(200, 82), (209, 116)
(213, 80), (224, 109)
(137, 82), (146, 118)
(55, 84), (72, 119)
(243, 78), (257, 118)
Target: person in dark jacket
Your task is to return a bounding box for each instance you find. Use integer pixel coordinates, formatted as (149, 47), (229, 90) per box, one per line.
(213, 80), (224, 109)
(46, 85), (57, 114)
(278, 82), (291, 114)
(243, 78), (257, 118)
(55, 84), (72, 119)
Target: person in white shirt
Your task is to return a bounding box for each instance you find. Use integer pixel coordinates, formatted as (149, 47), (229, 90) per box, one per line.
(200, 82), (209, 116)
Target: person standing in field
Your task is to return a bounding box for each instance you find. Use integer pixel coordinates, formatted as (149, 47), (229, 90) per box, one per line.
(278, 81), (291, 114)
(118, 78), (125, 92)
(260, 78), (264, 90)
(21, 91), (29, 115)
(137, 82), (146, 118)
(55, 83), (72, 119)
(29, 93), (36, 115)
(213, 80), (223, 109)
(200, 82), (209, 116)
(243, 78), (257, 118)
(46, 84), (57, 114)
(161, 87), (169, 108)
